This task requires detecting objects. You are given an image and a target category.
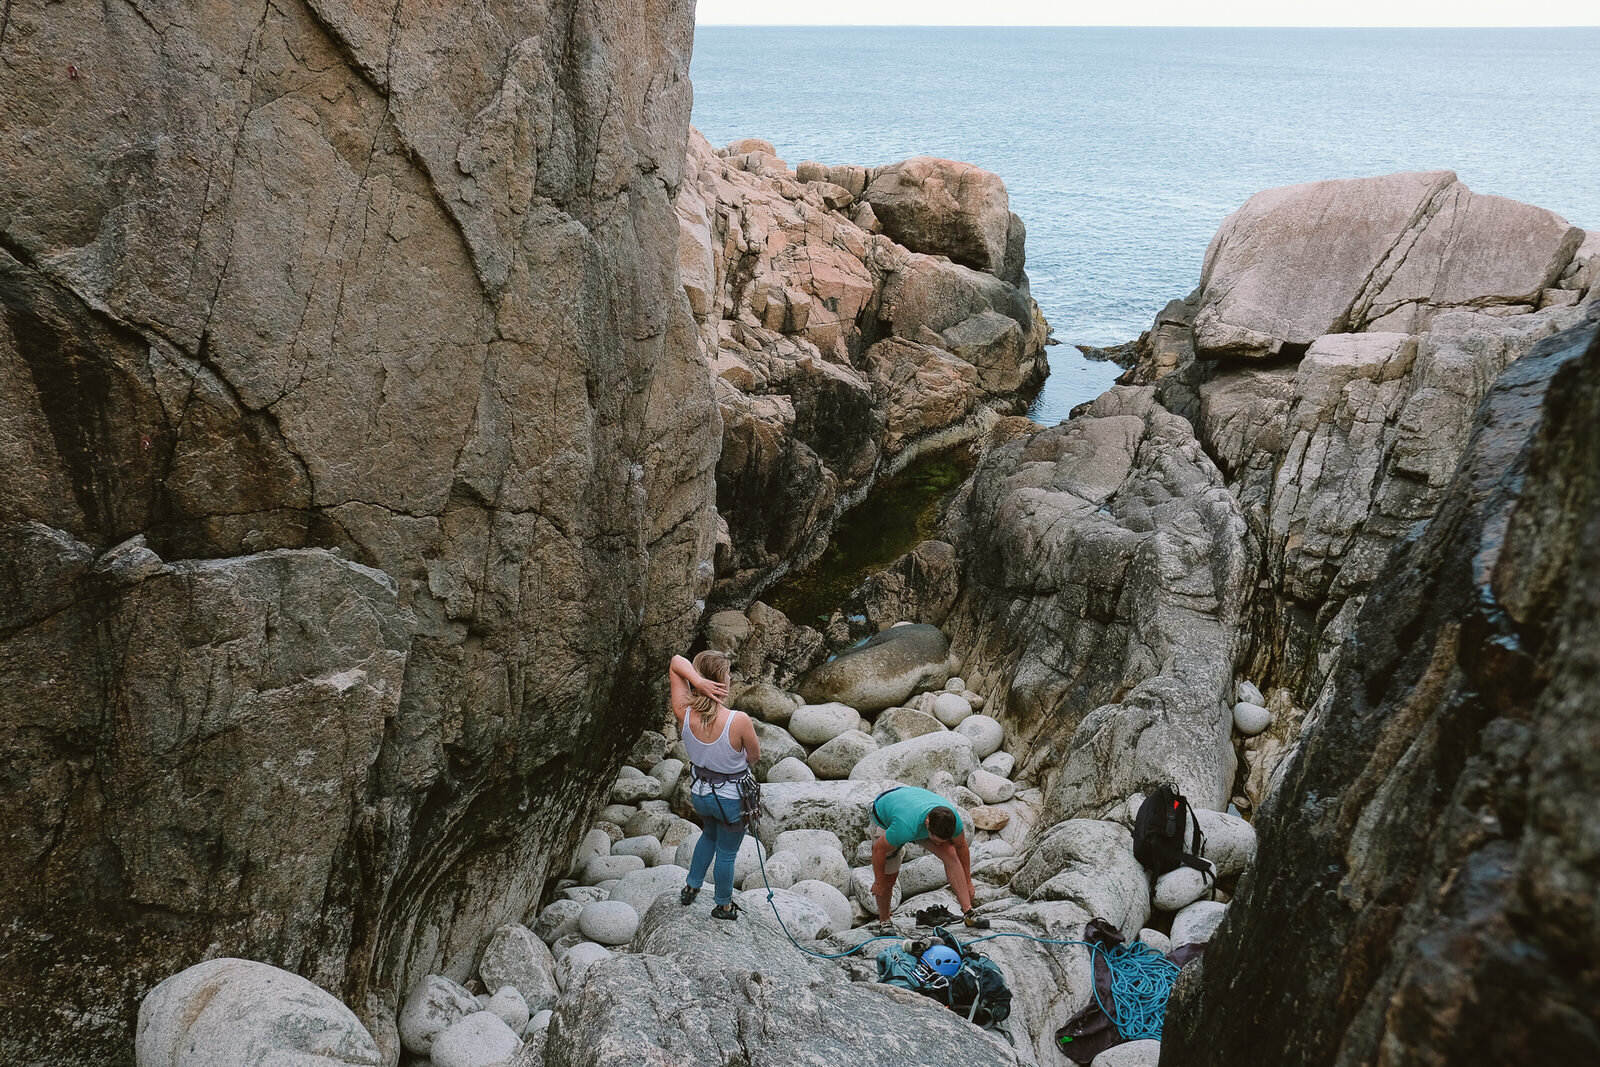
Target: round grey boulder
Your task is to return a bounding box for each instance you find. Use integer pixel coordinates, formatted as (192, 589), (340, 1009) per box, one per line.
(736, 886), (834, 939)
(610, 775), (660, 804)
(1237, 679), (1265, 706)
(580, 853), (645, 885)
(138, 958), (383, 1067)
(931, 692), (973, 728)
(955, 714), (1004, 759)
(578, 900), (640, 946)
(1091, 1038), (1163, 1067)
(478, 923), (557, 1016)
(966, 768), (1014, 804)
(397, 973), (478, 1056)
(431, 1011), (520, 1067)
(806, 729), (877, 779)
(787, 879), (854, 936)
(848, 731), (977, 789)
(736, 682), (802, 725)
(1137, 928), (1173, 955)
(789, 702), (862, 746)
(606, 863), (692, 917)
(1171, 899), (1229, 947)
(979, 751), (1015, 778)
(766, 756), (817, 783)
(1154, 862), (1218, 912)
(570, 827), (613, 875)
(484, 987), (528, 1033)
(871, 706), (946, 747)
(1233, 700), (1272, 736)
(611, 834), (663, 867)
(796, 624), (951, 712)
(532, 899), (583, 946)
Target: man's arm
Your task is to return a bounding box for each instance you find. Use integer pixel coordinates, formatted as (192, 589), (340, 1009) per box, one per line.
(954, 831), (977, 899)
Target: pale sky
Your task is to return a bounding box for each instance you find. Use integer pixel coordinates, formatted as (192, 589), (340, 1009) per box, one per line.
(695, 1), (1597, 26)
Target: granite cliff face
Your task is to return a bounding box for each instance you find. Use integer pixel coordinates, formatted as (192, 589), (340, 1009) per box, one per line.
(0, 1), (714, 1061)
(1163, 315), (1600, 1066)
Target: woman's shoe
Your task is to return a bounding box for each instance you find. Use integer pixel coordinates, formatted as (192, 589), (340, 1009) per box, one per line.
(711, 902), (740, 921)
(679, 884), (700, 905)
(868, 919), (897, 936)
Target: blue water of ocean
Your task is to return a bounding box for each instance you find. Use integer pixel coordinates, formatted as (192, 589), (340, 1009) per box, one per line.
(690, 27), (1600, 423)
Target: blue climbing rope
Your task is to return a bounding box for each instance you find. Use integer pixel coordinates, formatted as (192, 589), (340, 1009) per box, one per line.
(961, 930), (1182, 1041)
(752, 836), (903, 959)
(751, 842), (1180, 1039)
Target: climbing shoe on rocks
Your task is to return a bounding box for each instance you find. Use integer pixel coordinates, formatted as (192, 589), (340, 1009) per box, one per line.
(711, 902), (740, 921)
(679, 884), (700, 905)
(868, 919), (897, 936)
(963, 909), (991, 930)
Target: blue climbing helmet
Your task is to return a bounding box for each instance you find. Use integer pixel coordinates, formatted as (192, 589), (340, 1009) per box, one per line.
(920, 944), (961, 977)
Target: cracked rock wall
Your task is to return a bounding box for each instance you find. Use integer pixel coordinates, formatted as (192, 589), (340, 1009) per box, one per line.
(0, 1), (713, 1063)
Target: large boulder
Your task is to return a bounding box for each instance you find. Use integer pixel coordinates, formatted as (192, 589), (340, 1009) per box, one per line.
(0, 2), (719, 1059)
(430, 1012), (521, 1067)
(789, 702), (863, 746)
(1193, 171), (1584, 357)
(1008, 820), (1150, 935)
(871, 706), (948, 747)
(478, 924), (558, 1016)
(398, 975), (480, 1058)
(807, 730), (878, 779)
(136, 958), (382, 1067)
(863, 157), (1012, 274)
(848, 730), (978, 790)
(541, 898), (1022, 1066)
(797, 624), (951, 712)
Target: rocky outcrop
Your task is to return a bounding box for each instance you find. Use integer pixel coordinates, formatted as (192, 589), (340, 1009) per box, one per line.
(542, 897), (1023, 1066)
(0, 1), (714, 1062)
(1193, 170), (1584, 357)
(678, 131), (1049, 605)
(1163, 316), (1600, 1065)
(942, 386), (1252, 819)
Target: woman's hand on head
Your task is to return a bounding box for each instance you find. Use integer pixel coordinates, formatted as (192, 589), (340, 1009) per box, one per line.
(692, 674), (729, 701)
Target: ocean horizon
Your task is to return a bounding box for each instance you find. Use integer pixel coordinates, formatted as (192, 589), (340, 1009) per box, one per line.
(690, 26), (1600, 421)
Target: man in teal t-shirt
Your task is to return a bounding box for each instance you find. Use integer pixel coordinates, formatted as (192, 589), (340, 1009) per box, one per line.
(867, 785), (989, 934)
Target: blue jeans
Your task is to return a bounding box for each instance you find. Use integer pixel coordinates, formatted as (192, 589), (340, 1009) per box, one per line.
(688, 789), (747, 906)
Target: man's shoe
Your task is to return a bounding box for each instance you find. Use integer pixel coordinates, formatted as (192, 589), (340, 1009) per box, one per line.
(679, 884), (700, 905)
(868, 919), (897, 936)
(963, 909), (991, 930)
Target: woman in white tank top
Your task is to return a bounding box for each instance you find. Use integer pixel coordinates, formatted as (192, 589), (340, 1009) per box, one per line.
(669, 650), (760, 919)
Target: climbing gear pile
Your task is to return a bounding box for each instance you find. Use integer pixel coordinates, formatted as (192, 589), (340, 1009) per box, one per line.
(1050, 919), (1191, 1063)
(877, 926), (1012, 1027)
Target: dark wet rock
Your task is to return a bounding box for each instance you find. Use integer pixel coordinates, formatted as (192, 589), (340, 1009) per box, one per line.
(1163, 317), (1600, 1065)
(797, 623), (952, 712)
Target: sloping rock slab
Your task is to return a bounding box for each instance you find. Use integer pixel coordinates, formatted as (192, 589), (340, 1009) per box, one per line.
(541, 897), (1020, 1066)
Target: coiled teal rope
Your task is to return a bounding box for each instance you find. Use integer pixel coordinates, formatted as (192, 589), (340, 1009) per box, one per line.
(962, 931), (1181, 1041)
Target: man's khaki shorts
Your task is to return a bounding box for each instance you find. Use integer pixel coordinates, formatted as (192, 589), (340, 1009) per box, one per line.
(874, 826), (903, 875)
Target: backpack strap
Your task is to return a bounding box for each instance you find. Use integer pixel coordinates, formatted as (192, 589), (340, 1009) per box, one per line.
(1177, 799), (1214, 885)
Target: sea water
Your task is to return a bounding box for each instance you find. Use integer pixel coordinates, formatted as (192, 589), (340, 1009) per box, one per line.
(690, 26), (1600, 423)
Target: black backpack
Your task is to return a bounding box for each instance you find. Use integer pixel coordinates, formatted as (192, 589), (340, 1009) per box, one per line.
(1132, 785), (1212, 881)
